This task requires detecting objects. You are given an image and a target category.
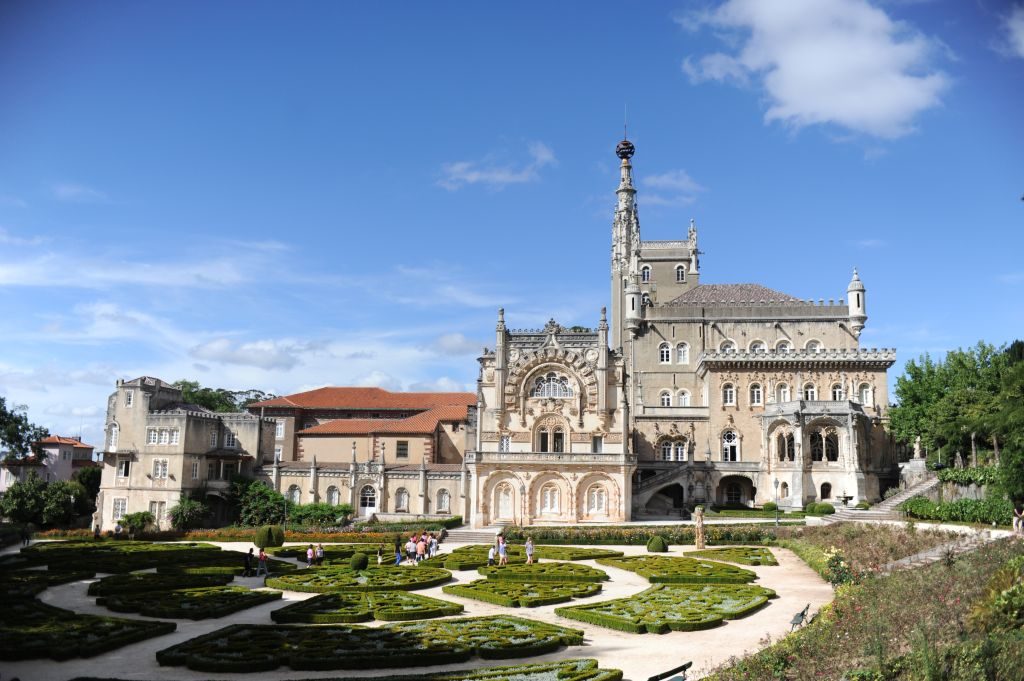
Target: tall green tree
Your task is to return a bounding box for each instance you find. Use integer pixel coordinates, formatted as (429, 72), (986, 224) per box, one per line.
(41, 480), (88, 527)
(172, 380), (277, 413)
(72, 466), (102, 501)
(0, 397), (49, 458)
(237, 481), (290, 526)
(0, 471), (47, 524)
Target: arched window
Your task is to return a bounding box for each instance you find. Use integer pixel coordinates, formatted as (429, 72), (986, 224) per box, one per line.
(531, 372), (573, 398)
(749, 340), (766, 353)
(108, 423), (119, 451)
(540, 484), (559, 513)
(810, 433), (824, 462)
(785, 433), (795, 461)
(858, 383), (873, 406)
(780, 481), (790, 499)
(359, 485), (376, 510)
(675, 265), (686, 282)
(538, 425), (566, 453)
(720, 340), (737, 352)
(660, 441), (673, 461)
(396, 487), (410, 512)
(677, 390), (690, 407)
(777, 433), (787, 462)
(587, 485), (607, 514)
(496, 483), (513, 519)
(831, 384), (845, 401)
(676, 342), (689, 364)
(659, 343), (671, 363)
(326, 486), (340, 506)
(803, 383), (817, 401)
(776, 340), (791, 353)
(821, 482), (832, 500)
(288, 484), (301, 504)
(673, 440), (687, 461)
(806, 340), (822, 352)
(641, 265), (651, 283)
(825, 433), (839, 462)
(722, 430), (739, 461)
(659, 391), (671, 407)
(749, 384), (763, 406)
(722, 383), (736, 406)
(436, 489), (451, 513)
(776, 383), (791, 403)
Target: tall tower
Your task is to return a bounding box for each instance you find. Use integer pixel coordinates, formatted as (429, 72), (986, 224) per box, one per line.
(610, 138), (640, 349)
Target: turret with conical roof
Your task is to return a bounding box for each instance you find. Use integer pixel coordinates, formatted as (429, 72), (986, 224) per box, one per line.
(847, 268), (867, 339)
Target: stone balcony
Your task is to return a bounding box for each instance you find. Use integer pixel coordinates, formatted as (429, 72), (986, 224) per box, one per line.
(466, 450), (636, 466)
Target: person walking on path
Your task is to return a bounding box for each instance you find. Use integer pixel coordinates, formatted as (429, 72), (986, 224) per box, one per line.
(487, 544), (496, 567)
(243, 548), (254, 577)
(405, 537), (416, 564)
(415, 536), (427, 563)
(305, 544), (315, 568)
(1014, 501), (1024, 535)
(256, 548), (269, 576)
(428, 533), (438, 558)
(525, 537), (534, 565)
(498, 536), (508, 566)
(394, 538), (403, 566)
(315, 544), (325, 566)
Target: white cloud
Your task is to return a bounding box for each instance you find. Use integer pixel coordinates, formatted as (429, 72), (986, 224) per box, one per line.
(679, 0), (949, 139)
(0, 252), (249, 288)
(428, 333), (482, 357)
(1002, 4), (1024, 58)
(190, 338), (326, 371)
(438, 142), (557, 190)
(407, 376), (472, 392)
(52, 182), (108, 203)
(352, 370), (402, 391)
(642, 170), (707, 205)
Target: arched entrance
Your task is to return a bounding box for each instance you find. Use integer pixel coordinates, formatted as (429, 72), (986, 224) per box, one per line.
(716, 475), (755, 508)
(358, 485), (377, 517)
(644, 483), (686, 515)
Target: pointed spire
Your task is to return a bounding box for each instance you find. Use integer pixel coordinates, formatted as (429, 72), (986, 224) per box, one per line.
(848, 267), (864, 292)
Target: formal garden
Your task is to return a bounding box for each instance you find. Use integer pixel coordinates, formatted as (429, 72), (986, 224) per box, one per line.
(271, 590), (465, 623)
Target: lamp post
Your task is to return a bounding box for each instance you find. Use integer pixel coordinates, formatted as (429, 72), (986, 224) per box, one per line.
(773, 478), (780, 527)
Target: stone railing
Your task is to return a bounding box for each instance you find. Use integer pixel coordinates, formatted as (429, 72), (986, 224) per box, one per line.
(467, 451), (635, 466)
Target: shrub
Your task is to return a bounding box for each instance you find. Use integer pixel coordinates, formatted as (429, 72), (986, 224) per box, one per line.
(272, 591), (464, 623)
(168, 497), (208, 530)
(478, 562), (609, 583)
(265, 565), (452, 592)
(646, 536), (669, 552)
(762, 501), (778, 512)
(596, 556), (756, 585)
(423, 544), (622, 571)
(900, 495), (1013, 526)
(938, 467), (1000, 487)
(121, 511), (155, 536)
(97, 586), (283, 620)
(350, 552), (369, 570)
(883, 486), (903, 500)
(502, 524), (789, 546)
(254, 525), (285, 549)
(805, 503), (836, 515)
(444, 579), (602, 608)
(685, 547), (778, 566)
(855, 501), (871, 510)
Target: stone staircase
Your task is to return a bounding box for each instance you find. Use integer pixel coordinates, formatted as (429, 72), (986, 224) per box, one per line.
(443, 525), (505, 545)
(880, 530), (996, 575)
(822, 475), (940, 524)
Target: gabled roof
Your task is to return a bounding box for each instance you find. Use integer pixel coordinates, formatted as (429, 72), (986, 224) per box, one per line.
(299, 404), (470, 437)
(37, 435), (95, 449)
(249, 387), (475, 411)
(669, 283), (802, 305)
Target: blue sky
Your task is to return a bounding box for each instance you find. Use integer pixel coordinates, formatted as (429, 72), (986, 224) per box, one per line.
(1, 0), (1022, 445)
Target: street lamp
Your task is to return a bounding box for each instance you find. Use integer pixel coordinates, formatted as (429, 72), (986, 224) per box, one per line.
(773, 478), (780, 527)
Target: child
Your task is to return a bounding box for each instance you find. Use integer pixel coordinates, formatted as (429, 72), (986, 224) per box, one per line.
(487, 545), (496, 567)
(525, 537), (534, 565)
(306, 544), (315, 568)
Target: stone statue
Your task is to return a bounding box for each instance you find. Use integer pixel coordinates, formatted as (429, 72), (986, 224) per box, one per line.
(914, 435), (922, 459)
(694, 506), (706, 550)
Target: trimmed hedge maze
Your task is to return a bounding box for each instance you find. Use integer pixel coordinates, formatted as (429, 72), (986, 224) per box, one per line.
(265, 565), (452, 592)
(271, 591), (464, 623)
(596, 555), (756, 584)
(156, 550), (297, 577)
(421, 544), (622, 571)
(685, 546), (778, 566)
(555, 583), (777, 634)
(156, 615), (585, 672)
(2, 569), (96, 599)
(0, 599), (176, 661)
(272, 543), (382, 561)
(444, 579), (602, 607)
(477, 562), (609, 583)
(97, 586), (282, 620)
(88, 572), (233, 596)
(19, 540), (222, 573)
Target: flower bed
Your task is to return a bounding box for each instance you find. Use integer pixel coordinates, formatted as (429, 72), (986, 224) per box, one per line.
(477, 562), (609, 583)
(96, 586), (282, 620)
(88, 572), (233, 596)
(444, 579), (602, 607)
(684, 547), (778, 566)
(357, 516), (464, 532)
(555, 583), (776, 634)
(2, 569), (96, 599)
(422, 544), (623, 571)
(265, 565), (452, 592)
(155, 615), (585, 672)
(595, 556), (756, 584)
(502, 524), (793, 545)
(271, 591), (464, 623)
(0, 599), (176, 661)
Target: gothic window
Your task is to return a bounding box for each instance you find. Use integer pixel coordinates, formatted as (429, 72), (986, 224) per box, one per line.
(749, 384), (763, 406)
(499, 435), (510, 452)
(749, 340), (766, 353)
(786, 433), (795, 461)
(437, 489), (451, 513)
(674, 440), (687, 461)
(803, 383), (817, 401)
(780, 482), (790, 498)
(587, 485), (607, 514)
(721, 430), (739, 462)
(776, 340), (791, 353)
(659, 343), (671, 363)
(660, 441), (673, 461)
(531, 372), (573, 398)
(810, 433), (824, 462)
(825, 433), (839, 462)
(659, 391), (671, 407)
(641, 266), (651, 283)
(821, 482), (832, 500)
(496, 483), (513, 519)
(676, 342), (689, 364)
(108, 423), (119, 451)
(553, 427), (564, 452)
(806, 340), (822, 352)
(288, 485), (301, 504)
(677, 390), (690, 407)
(777, 433), (787, 462)
(776, 383), (791, 402)
(831, 384), (845, 401)
(858, 383), (873, 406)
(722, 383), (736, 406)
(326, 486), (340, 506)
(720, 340), (737, 352)
(675, 265), (686, 282)
(396, 488), (410, 512)
(540, 484), (560, 513)
(358, 485), (376, 510)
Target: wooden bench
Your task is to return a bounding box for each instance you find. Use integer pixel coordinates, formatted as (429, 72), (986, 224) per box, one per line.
(790, 603), (810, 631)
(648, 660), (692, 681)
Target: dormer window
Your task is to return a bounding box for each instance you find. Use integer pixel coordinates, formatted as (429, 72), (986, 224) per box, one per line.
(749, 341), (766, 353)
(641, 266), (651, 283)
(531, 372), (573, 398)
(776, 340), (791, 353)
(806, 340), (822, 352)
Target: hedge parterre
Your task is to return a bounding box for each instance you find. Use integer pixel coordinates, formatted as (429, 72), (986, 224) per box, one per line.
(0, 599), (176, 661)
(20, 540), (223, 573)
(596, 555), (757, 584)
(156, 615), (585, 672)
(265, 564), (452, 592)
(156, 550), (297, 577)
(87, 572), (233, 596)
(272, 543), (383, 560)
(2, 569), (96, 599)
(97, 585), (282, 620)
(477, 561), (609, 583)
(684, 547), (779, 566)
(444, 579), (602, 608)
(555, 583), (777, 634)
(422, 544), (623, 571)
(271, 591), (464, 623)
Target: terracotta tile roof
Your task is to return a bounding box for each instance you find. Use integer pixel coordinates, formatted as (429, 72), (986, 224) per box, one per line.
(249, 387), (474, 411)
(299, 404), (469, 436)
(669, 283), (803, 305)
(37, 435), (95, 449)
(2, 456), (44, 466)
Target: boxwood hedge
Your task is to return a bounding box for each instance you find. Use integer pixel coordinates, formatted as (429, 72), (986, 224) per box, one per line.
(555, 583), (777, 634)
(595, 556), (756, 584)
(265, 565), (452, 592)
(2, 569), (96, 599)
(271, 543), (382, 560)
(422, 544), (623, 571)
(97, 585), (282, 620)
(271, 591), (464, 623)
(87, 571), (232, 596)
(156, 615), (585, 672)
(443, 579), (602, 607)
(684, 547), (778, 566)
(156, 550), (297, 577)
(0, 599), (176, 661)
(19, 540), (226, 573)
(477, 562), (609, 583)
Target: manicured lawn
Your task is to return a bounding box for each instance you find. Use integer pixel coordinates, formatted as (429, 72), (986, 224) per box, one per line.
(87, 571), (232, 596)
(271, 591), (464, 623)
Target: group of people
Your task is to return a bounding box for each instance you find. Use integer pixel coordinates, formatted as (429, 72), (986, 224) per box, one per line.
(487, 534), (534, 566)
(242, 547), (270, 577)
(305, 543), (326, 567)
(395, 532), (440, 565)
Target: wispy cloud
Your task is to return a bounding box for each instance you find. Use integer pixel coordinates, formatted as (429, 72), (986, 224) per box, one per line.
(190, 338), (327, 371)
(438, 142), (557, 190)
(426, 333), (483, 357)
(0, 252), (249, 289)
(0, 227), (47, 246)
(1000, 4), (1024, 58)
(52, 182), (109, 203)
(642, 169), (707, 206)
(678, 0), (949, 139)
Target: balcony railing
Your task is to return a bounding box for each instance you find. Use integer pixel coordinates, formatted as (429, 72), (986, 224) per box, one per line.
(467, 451), (636, 466)
(638, 406), (710, 418)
